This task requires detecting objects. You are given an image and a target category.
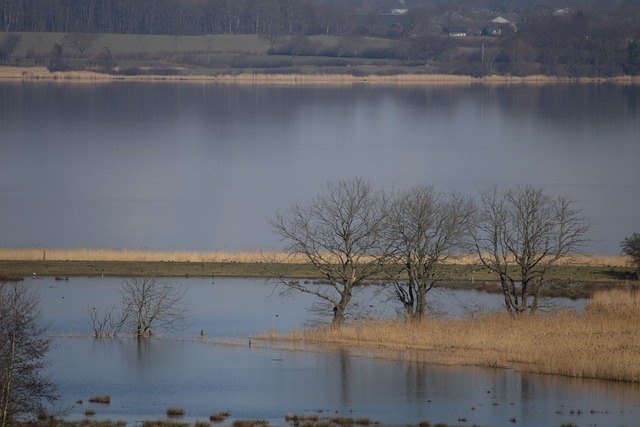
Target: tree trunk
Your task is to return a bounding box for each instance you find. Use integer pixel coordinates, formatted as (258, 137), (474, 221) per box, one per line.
(332, 291), (352, 325)
(0, 302), (17, 427)
(0, 333), (15, 427)
(500, 274), (514, 313)
(415, 284), (426, 319)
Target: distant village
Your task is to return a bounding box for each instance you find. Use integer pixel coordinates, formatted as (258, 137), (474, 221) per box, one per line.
(1, 0), (639, 77)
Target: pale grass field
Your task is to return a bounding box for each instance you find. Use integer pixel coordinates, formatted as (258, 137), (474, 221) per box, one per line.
(448, 253), (628, 267)
(2, 66), (640, 85)
(0, 246), (628, 267)
(0, 247), (304, 263)
(269, 289), (640, 382)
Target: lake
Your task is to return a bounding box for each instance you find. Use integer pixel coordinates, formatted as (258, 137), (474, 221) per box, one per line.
(3, 80), (640, 426)
(1, 82), (639, 253)
(26, 276), (638, 426)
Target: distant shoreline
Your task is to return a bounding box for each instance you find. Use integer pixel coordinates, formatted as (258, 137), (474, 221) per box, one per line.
(0, 248), (634, 291)
(2, 66), (640, 85)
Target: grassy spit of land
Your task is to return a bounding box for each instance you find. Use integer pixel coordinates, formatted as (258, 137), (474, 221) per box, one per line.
(4, 32), (640, 84)
(3, 65), (640, 85)
(0, 247), (635, 287)
(259, 288), (640, 383)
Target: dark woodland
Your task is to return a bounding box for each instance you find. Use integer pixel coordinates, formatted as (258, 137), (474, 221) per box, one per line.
(2, 0), (640, 77)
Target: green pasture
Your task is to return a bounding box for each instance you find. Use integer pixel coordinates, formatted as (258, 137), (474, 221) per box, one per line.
(0, 259), (634, 285)
(8, 32), (410, 74)
(12, 32), (271, 56)
(12, 32), (401, 57)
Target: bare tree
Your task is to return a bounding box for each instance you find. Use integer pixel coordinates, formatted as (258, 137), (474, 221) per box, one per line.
(503, 37), (538, 76)
(621, 232), (640, 278)
(270, 178), (394, 326)
(1, 0), (22, 32)
(472, 186), (590, 314)
(0, 282), (57, 427)
(0, 33), (21, 64)
(47, 43), (68, 72)
(96, 46), (113, 71)
(409, 34), (452, 65)
(62, 30), (100, 57)
(387, 186), (474, 319)
(120, 276), (188, 338)
(87, 304), (127, 338)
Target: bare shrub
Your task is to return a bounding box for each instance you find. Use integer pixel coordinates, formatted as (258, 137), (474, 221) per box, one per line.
(166, 407), (185, 416)
(88, 395), (111, 404)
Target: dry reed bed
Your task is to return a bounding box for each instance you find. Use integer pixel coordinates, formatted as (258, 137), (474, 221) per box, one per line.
(0, 247), (627, 267)
(449, 253), (628, 267)
(2, 66), (640, 86)
(282, 289), (640, 383)
(0, 247), (302, 263)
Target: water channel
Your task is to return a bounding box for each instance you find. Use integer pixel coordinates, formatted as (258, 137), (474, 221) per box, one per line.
(29, 276), (639, 427)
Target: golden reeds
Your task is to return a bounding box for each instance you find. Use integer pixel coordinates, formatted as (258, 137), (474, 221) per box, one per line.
(447, 252), (629, 267)
(166, 407), (185, 417)
(210, 411), (231, 423)
(272, 289), (640, 382)
(2, 66), (640, 86)
(88, 395), (111, 404)
(0, 247), (628, 267)
(0, 247), (305, 263)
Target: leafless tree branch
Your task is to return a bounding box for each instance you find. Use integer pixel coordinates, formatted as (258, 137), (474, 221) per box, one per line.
(386, 185), (474, 319)
(120, 276), (188, 338)
(270, 178), (394, 325)
(0, 282), (57, 426)
(472, 186), (590, 314)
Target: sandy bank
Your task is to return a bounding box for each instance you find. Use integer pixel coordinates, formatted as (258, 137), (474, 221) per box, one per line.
(2, 66), (639, 85)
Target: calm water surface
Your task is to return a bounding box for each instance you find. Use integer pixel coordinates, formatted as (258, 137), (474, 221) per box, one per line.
(1, 82), (639, 253)
(3, 82), (640, 425)
(29, 277), (638, 427)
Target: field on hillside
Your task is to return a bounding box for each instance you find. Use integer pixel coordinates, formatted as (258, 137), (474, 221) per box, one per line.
(10, 32), (408, 74)
(13, 32), (403, 56)
(13, 32), (272, 56)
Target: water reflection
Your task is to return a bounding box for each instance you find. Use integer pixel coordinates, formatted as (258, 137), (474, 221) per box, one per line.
(1, 83), (639, 253)
(34, 276), (583, 338)
(338, 348), (351, 406)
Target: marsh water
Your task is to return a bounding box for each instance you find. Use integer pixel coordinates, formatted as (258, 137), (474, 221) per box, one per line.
(1, 82), (640, 253)
(2, 81), (640, 425)
(33, 276), (639, 427)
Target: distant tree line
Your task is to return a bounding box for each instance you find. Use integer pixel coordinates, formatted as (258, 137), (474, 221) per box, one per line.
(1, 0), (357, 35)
(2, 0), (640, 76)
(2, 0), (639, 38)
(501, 9), (640, 77)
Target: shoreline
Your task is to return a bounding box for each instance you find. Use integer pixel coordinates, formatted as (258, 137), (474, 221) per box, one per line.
(259, 288), (640, 383)
(0, 246), (628, 265)
(0, 248), (634, 287)
(2, 66), (640, 85)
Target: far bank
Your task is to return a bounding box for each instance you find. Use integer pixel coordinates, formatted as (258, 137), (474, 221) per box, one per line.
(1, 247), (635, 286)
(2, 66), (640, 85)
(0, 258), (636, 301)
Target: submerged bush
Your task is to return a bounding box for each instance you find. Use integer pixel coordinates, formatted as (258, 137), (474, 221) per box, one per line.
(210, 411), (231, 422)
(88, 395), (111, 404)
(231, 420), (269, 427)
(166, 407), (185, 416)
